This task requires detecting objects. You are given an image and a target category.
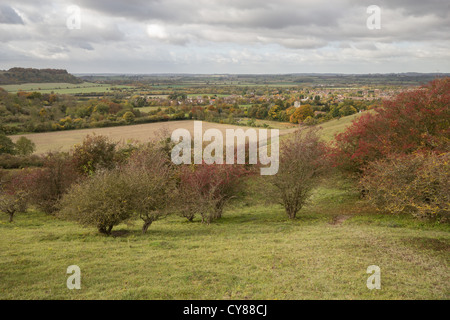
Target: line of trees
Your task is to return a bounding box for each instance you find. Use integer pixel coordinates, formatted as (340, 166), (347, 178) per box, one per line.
(0, 128), (331, 232)
(0, 134), (35, 156)
(0, 88), (189, 135)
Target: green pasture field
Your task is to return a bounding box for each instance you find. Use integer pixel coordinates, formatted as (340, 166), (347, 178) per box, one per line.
(187, 94), (230, 98)
(0, 176), (448, 299)
(317, 111), (370, 142)
(136, 106), (169, 113)
(237, 118), (298, 130)
(0, 82), (133, 94)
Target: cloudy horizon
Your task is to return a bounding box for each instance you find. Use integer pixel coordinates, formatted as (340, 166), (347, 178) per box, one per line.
(0, 0), (449, 74)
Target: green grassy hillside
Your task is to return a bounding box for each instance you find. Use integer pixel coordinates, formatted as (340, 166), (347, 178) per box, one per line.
(317, 111), (372, 142)
(1, 177), (448, 299)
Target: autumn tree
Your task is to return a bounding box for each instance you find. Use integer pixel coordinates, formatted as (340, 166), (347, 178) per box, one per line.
(177, 162), (251, 224)
(267, 128), (328, 219)
(360, 152), (449, 221)
(14, 152), (79, 214)
(72, 134), (117, 175)
(14, 137), (36, 156)
(58, 168), (135, 235)
(290, 104), (314, 124)
(59, 138), (177, 234)
(122, 111), (135, 123)
(0, 190), (28, 222)
(93, 102), (109, 115)
(339, 105), (357, 116)
(124, 144), (177, 233)
(333, 78), (450, 172)
(0, 133), (15, 155)
(268, 105), (281, 120)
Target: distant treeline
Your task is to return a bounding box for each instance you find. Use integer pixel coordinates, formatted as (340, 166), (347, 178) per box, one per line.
(0, 68), (82, 85)
(77, 72), (449, 87)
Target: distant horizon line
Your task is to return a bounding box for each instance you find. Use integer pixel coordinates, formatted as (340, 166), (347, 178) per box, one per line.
(3, 67), (449, 77)
(71, 72), (450, 76)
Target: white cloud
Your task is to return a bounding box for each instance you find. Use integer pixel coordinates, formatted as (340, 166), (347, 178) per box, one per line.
(146, 24), (167, 39)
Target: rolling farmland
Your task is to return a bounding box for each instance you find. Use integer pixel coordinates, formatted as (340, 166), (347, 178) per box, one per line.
(9, 120), (298, 154)
(0, 82), (132, 94)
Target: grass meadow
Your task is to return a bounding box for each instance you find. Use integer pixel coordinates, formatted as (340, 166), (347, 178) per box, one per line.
(136, 106), (169, 113)
(317, 112), (367, 142)
(0, 176), (448, 299)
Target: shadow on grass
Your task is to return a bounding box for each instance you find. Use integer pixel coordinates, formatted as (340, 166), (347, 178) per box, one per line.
(401, 237), (450, 253)
(111, 229), (132, 238)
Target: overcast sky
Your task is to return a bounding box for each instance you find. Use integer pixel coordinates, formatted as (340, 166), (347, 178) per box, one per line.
(0, 0), (449, 74)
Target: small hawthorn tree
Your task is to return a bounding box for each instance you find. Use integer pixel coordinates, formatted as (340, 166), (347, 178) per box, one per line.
(124, 143), (177, 233)
(58, 168), (135, 235)
(268, 128), (328, 219)
(13, 152), (79, 214)
(177, 162), (251, 224)
(0, 190), (28, 222)
(59, 140), (177, 235)
(72, 134), (117, 175)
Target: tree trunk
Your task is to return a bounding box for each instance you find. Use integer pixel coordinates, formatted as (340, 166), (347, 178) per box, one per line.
(98, 225), (112, 235)
(286, 206), (297, 219)
(215, 200), (225, 219)
(8, 212), (14, 223)
(289, 211), (296, 219)
(142, 220), (153, 234)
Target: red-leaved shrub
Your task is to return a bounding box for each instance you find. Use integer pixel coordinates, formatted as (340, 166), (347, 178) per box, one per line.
(12, 152), (80, 214)
(178, 162), (253, 223)
(332, 78), (449, 172)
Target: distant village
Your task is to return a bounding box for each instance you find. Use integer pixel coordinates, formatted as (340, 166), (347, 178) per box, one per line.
(139, 86), (407, 107)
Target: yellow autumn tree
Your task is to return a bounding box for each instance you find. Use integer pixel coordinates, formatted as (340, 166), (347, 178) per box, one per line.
(289, 104), (314, 124)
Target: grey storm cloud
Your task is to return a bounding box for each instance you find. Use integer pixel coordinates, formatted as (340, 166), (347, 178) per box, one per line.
(0, 0), (448, 73)
(76, 0), (346, 28)
(70, 0), (449, 45)
(77, 42), (94, 51)
(377, 0), (450, 18)
(0, 4), (24, 24)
